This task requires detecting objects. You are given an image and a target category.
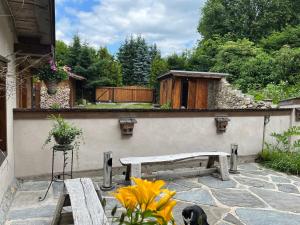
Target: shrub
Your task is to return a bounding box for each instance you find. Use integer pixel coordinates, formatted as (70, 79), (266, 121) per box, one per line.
(259, 126), (300, 175)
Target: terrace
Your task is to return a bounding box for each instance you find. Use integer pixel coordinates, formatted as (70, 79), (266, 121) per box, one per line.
(3, 163), (300, 225)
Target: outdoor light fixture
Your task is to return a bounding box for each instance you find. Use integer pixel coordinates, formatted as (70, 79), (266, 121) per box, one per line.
(215, 116), (230, 133)
(119, 117), (137, 135)
(230, 144), (239, 174)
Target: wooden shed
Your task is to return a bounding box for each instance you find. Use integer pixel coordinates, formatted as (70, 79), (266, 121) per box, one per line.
(158, 70), (228, 109)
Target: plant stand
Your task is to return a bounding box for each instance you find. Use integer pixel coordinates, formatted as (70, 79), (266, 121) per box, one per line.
(39, 144), (74, 201)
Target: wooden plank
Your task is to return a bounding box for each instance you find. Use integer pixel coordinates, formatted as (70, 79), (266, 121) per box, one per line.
(64, 178), (109, 225)
(187, 79), (197, 109)
(195, 79), (208, 109)
(172, 78), (181, 109)
(120, 152), (230, 165)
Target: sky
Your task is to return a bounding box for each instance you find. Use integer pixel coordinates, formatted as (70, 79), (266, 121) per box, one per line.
(55, 0), (206, 56)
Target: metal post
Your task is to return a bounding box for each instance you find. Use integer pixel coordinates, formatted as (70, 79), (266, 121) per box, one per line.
(101, 151), (114, 191)
(229, 144), (239, 174)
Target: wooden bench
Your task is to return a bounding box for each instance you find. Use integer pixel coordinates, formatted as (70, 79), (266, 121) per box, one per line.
(51, 178), (109, 225)
(120, 152), (230, 183)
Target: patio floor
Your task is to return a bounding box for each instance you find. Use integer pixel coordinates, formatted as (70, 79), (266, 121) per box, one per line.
(3, 163), (300, 225)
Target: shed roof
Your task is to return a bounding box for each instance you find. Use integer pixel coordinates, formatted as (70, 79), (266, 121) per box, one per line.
(68, 71), (86, 81)
(158, 70), (229, 80)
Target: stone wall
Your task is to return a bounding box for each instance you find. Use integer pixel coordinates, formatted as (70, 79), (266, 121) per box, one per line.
(40, 82), (70, 109)
(215, 78), (271, 109)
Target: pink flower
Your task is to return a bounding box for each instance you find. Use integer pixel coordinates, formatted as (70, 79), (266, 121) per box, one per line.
(49, 59), (57, 72)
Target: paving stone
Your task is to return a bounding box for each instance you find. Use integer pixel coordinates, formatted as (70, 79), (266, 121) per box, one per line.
(19, 181), (50, 192)
(5, 218), (51, 225)
(198, 176), (236, 189)
(175, 190), (216, 206)
(211, 189), (266, 208)
(242, 170), (270, 176)
(251, 188), (300, 213)
(223, 213), (244, 225)
(236, 208), (300, 225)
(239, 171), (270, 181)
(294, 182), (300, 187)
(234, 177), (275, 189)
(103, 197), (122, 210)
(270, 176), (291, 183)
(166, 183), (191, 192)
(277, 183), (299, 194)
(173, 179), (202, 189)
(10, 191), (56, 209)
(173, 201), (229, 225)
(7, 205), (56, 220)
(238, 163), (260, 171)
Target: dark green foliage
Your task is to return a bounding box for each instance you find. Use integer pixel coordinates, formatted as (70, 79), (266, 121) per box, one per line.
(166, 53), (188, 70)
(150, 56), (169, 102)
(118, 36), (152, 86)
(260, 25), (300, 51)
(67, 35), (82, 68)
(55, 40), (69, 66)
(259, 126), (300, 175)
(249, 81), (300, 104)
(198, 0), (300, 42)
(259, 149), (300, 175)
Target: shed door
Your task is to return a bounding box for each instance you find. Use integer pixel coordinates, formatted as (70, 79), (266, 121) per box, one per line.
(188, 79), (208, 109)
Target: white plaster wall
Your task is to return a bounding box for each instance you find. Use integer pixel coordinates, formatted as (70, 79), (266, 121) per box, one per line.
(14, 114), (291, 178)
(0, 5), (16, 201)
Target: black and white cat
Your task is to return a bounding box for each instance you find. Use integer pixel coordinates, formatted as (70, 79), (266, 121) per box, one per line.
(182, 205), (209, 225)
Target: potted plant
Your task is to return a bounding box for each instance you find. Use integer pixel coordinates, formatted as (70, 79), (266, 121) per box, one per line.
(37, 58), (68, 95)
(44, 115), (83, 149)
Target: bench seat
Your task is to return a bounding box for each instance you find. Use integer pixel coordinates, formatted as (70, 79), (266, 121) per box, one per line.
(120, 151), (230, 183)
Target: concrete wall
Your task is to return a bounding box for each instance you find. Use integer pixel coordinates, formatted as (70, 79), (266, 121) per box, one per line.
(0, 3), (16, 202)
(13, 109), (292, 178)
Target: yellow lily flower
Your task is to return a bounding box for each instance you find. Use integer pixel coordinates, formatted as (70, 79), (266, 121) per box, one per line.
(156, 189), (176, 211)
(156, 200), (177, 225)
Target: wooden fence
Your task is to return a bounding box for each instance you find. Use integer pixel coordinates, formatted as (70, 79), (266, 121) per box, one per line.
(96, 86), (154, 103)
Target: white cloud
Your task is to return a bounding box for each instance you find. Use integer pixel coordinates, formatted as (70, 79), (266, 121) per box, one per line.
(56, 0), (206, 56)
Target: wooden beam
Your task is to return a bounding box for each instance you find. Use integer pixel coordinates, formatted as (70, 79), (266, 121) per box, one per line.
(14, 43), (52, 56)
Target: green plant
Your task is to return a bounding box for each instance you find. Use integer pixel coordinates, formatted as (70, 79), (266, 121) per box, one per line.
(50, 103), (61, 109)
(160, 101), (171, 110)
(259, 149), (300, 175)
(267, 126), (300, 152)
(259, 126), (300, 175)
(37, 59), (68, 82)
(44, 115), (83, 149)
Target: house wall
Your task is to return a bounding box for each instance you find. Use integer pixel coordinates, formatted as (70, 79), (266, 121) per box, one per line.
(13, 109), (292, 178)
(0, 5), (16, 204)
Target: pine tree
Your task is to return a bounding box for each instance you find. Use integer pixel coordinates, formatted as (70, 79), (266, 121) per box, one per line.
(118, 35), (152, 86)
(67, 35), (81, 68)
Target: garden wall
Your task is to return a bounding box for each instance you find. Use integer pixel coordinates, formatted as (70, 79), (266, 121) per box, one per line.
(13, 108), (292, 178)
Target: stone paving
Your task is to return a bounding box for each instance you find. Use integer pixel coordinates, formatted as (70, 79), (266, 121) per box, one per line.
(3, 163), (300, 225)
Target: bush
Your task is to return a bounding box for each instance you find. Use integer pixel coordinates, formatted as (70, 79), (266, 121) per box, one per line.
(259, 150), (300, 175)
(259, 126), (300, 175)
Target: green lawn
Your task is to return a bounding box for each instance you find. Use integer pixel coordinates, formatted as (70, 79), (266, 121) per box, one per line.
(85, 103), (153, 109)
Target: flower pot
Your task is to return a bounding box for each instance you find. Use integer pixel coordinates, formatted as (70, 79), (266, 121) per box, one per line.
(44, 80), (59, 95)
(54, 135), (75, 146)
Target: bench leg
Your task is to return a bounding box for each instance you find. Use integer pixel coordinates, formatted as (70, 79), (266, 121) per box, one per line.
(130, 163), (141, 185)
(207, 156), (217, 168)
(125, 165), (131, 181)
(218, 155), (229, 181)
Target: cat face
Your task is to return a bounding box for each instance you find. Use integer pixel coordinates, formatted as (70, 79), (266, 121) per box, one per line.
(182, 206), (209, 225)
